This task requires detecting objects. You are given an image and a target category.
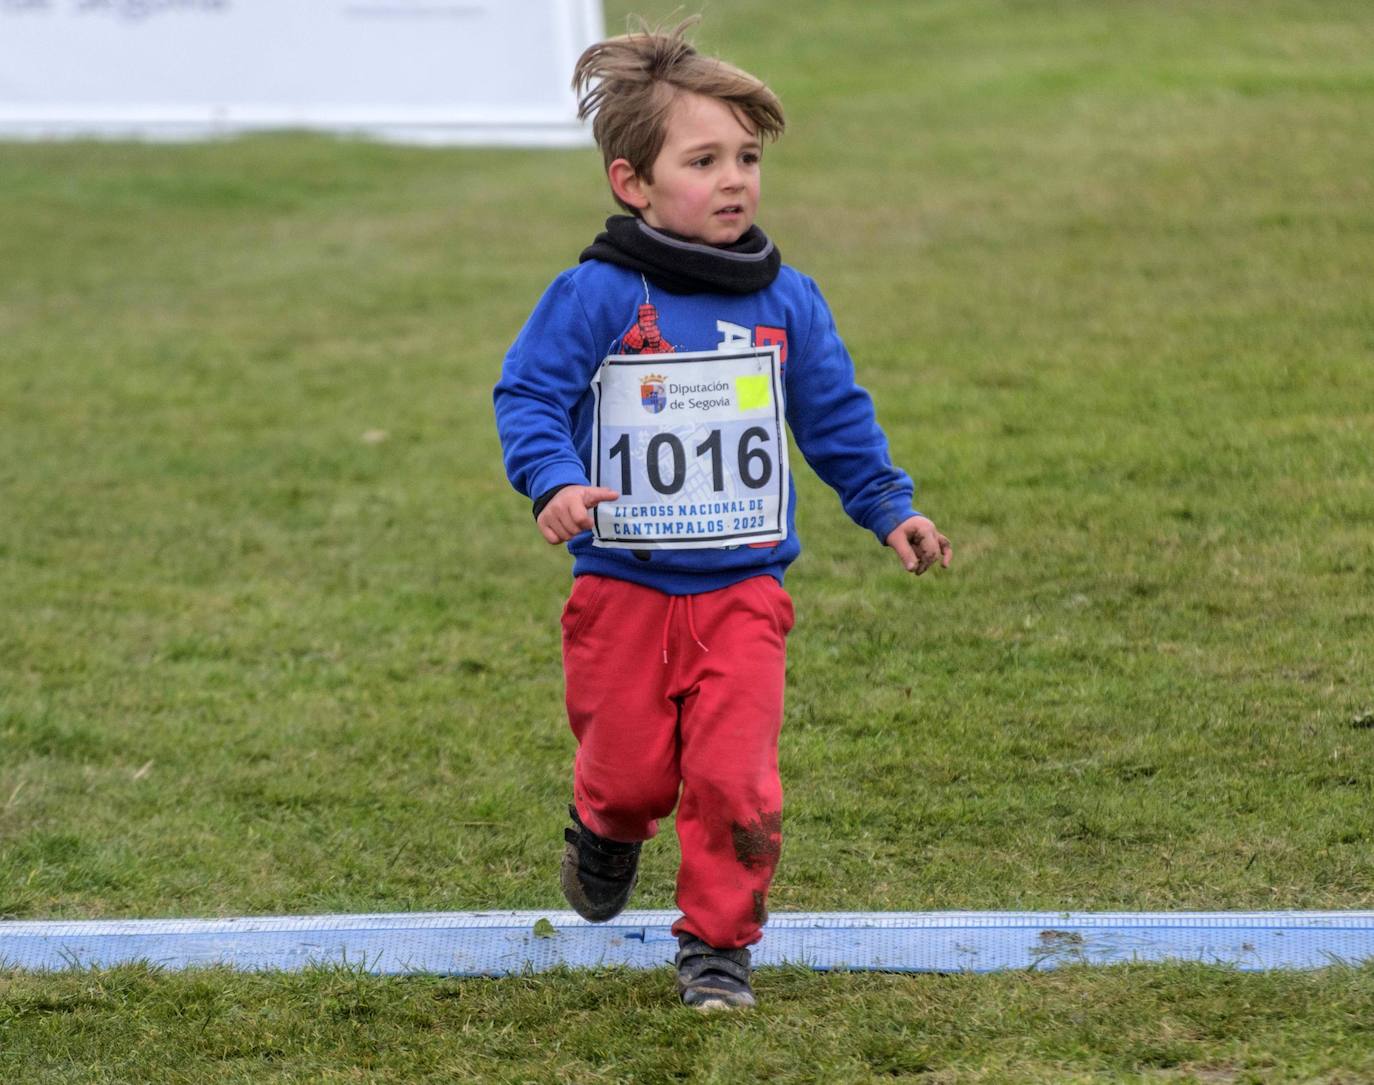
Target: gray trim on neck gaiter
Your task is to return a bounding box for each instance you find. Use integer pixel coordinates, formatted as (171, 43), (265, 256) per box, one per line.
(636, 220), (776, 263)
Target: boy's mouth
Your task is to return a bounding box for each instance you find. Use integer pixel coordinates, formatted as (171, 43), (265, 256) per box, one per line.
(716, 205), (744, 216)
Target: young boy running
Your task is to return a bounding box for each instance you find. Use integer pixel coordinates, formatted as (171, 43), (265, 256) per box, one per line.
(493, 20), (951, 1010)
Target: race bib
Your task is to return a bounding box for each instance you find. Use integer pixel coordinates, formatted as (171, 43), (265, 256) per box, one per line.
(590, 346), (789, 549)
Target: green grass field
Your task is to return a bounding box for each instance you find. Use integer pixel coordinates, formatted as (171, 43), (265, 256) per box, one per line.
(2, 0), (1373, 1079)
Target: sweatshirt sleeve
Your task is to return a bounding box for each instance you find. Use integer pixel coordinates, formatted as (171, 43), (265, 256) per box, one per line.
(493, 271), (601, 501)
(785, 277), (921, 543)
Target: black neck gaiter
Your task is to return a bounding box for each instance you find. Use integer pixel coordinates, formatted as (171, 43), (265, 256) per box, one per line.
(579, 215), (781, 295)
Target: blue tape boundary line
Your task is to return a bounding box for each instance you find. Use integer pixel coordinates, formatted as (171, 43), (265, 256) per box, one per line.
(3, 911), (1372, 976)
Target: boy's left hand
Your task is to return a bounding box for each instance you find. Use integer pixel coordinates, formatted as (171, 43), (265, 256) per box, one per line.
(886, 516), (952, 576)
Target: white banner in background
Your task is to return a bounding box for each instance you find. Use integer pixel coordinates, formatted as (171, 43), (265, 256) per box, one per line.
(0, 0), (603, 145)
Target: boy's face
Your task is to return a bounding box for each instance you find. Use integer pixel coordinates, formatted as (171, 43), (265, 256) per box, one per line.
(618, 91), (762, 246)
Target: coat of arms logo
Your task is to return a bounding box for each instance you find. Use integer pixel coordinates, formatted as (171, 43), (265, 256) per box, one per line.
(640, 374), (667, 414)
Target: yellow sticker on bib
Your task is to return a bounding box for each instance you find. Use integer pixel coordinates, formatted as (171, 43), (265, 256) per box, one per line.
(735, 374), (771, 411)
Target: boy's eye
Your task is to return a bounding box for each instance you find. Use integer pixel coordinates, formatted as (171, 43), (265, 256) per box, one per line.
(742, 152), (761, 165)
(691, 155), (714, 168)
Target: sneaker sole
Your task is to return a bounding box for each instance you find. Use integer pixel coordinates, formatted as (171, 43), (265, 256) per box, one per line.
(686, 995), (755, 1012)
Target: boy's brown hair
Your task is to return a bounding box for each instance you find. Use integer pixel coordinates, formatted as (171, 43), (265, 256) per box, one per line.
(572, 17), (786, 214)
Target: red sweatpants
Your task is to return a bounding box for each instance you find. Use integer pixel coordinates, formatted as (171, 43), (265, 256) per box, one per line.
(561, 573), (794, 949)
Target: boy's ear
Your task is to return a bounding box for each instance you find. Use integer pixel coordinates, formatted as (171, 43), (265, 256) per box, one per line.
(608, 158), (651, 212)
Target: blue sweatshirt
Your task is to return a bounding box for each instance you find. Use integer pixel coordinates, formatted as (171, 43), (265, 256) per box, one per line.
(494, 259), (918, 595)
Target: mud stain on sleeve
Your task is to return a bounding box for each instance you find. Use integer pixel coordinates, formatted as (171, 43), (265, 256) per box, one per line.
(752, 890), (768, 925)
(731, 810), (782, 872)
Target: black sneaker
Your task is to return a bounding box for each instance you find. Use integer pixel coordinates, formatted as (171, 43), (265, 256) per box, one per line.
(676, 933), (756, 1011)
(560, 804), (641, 922)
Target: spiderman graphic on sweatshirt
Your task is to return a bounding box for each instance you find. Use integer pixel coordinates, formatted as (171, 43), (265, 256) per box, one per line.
(619, 302), (676, 355)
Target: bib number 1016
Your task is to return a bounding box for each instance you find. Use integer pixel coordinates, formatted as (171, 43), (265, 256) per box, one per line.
(607, 426), (773, 496)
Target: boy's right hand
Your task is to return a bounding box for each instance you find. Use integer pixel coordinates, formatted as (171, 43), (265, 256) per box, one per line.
(537, 486), (620, 544)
